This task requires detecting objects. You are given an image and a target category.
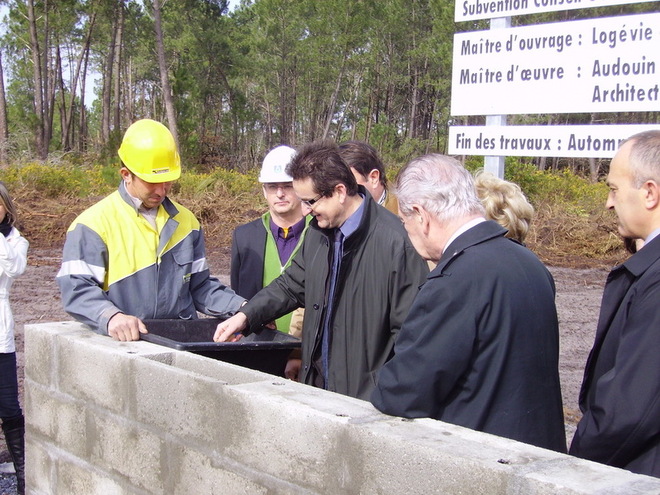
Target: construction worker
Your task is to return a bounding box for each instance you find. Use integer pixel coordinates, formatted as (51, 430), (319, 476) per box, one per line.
(230, 145), (311, 335)
(57, 119), (245, 341)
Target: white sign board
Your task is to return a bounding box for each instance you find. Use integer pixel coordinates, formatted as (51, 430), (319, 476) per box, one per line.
(448, 124), (660, 157)
(450, 13), (660, 116)
(456, 0), (657, 23)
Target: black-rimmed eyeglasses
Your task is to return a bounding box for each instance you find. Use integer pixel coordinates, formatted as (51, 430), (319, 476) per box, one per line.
(301, 193), (324, 208)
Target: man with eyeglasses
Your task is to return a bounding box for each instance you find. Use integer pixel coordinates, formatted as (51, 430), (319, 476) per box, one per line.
(216, 140), (428, 400)
(230, 145), (311, 334)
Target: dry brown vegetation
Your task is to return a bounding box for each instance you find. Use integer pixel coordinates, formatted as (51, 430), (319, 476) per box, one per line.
(529, 202), (626, 269)
(12, 182), (261, 253)
(3, 161), (628, 269)
(15, 191), (626, 271)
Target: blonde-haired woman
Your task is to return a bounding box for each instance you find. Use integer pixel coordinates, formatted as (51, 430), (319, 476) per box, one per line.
(474, 170), (534, 244)
(0, 182), (28, 494)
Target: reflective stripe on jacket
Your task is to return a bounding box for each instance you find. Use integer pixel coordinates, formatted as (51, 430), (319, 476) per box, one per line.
(57, 182), (244, 333)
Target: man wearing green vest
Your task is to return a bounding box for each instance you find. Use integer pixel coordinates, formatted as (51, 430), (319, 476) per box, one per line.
(230, 145), (311, 334)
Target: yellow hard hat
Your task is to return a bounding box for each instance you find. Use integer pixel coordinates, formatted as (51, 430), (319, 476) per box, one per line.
(117, 119), (181, 183)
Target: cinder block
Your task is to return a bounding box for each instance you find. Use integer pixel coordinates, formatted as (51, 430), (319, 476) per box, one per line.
(51, 324), (174, 415)
(25, 436), (54, 494)
(355, 418), (517, 494)
(166, 350), (276, 385)
(131, 357), (245, 450)
(56, 333), (135, 414)
(56, 398), (88, 460)
(87, 412), (164, 492)
(55, 456), (127, 495)
(25, 382), (58, 441)
(507, 455), (660, 495)
(26, 322), (660, 495)
(164, 444), (269, 495)
(355, 417), (660, 495)
(24, 323), (74, 386)
(25, 381), (88, 460)
(215, 379), (383, 490)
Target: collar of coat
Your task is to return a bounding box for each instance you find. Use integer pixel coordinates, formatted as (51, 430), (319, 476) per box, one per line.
(611, 234), (660, 279)
(117, 180), (180, 219)
(432, 220), (510, 277)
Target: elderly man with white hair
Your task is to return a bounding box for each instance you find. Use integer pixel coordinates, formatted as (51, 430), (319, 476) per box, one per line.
(370, 154), (567, 453)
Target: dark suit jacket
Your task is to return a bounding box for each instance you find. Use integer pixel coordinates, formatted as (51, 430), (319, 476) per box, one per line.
(230, 218), (267, 299)
(570, 236), (660, 477)
(371, 220), (567, 453)
(241, 190), (429, 400)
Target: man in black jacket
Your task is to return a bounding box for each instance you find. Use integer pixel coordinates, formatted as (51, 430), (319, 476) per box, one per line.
(570, 130), (660, 477)
(215, 141), (428, 400)
(370, 154), (567, 453)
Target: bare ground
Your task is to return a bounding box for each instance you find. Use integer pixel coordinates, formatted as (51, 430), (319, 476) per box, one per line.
(0, 245), (608, 461)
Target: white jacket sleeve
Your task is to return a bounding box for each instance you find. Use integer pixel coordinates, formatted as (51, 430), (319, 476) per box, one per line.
(0, 228), (29, 279)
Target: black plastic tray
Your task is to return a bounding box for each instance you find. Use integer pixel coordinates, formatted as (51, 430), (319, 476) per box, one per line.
(141, 318), (301, 377)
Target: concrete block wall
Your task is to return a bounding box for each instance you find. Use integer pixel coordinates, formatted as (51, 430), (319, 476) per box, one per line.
(24, 321), (660, 494)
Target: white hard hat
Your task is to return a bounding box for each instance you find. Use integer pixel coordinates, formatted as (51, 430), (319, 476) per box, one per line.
(259, 145), (296, 183)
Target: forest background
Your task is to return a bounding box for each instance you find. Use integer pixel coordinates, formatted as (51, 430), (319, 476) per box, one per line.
(0, 0), (658, 264)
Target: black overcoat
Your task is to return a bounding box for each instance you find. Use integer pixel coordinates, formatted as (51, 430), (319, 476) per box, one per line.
(230, 217), (267, 299)
(372, 221), (567, 453)
(570, 236), (660, 477)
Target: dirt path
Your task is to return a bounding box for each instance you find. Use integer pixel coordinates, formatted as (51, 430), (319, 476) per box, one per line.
(4, 247), (608, 455)
(550, 266), (608, 438)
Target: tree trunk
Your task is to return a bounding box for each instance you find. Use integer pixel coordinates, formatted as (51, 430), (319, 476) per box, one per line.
(588, 158), (599, 182)
(336, 72), (362, 143)
(43, 0), (54, 151)
(27, 0), (47, 159)
(407, 4), (418, 141)
(0, 52), (8, 166)
(101, 1), (119, 144)
(408, 63), (418, 140)
(65, 11), (97, 152)
(112, 1), (124, 132)
(538, 156), (547, 171)
(425, 96), (437, 154)
(214, 68), (239, 159)
(55, 44), (70, 150)
(79, 50), (89, 152)
(124, 56), (133, 124)
(264, 88), (273, 150)
(322, 54), (348, 140)
(153, 0), (179, 148)
(278, 67), (289, 145)
(365, 61), (380, 142)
